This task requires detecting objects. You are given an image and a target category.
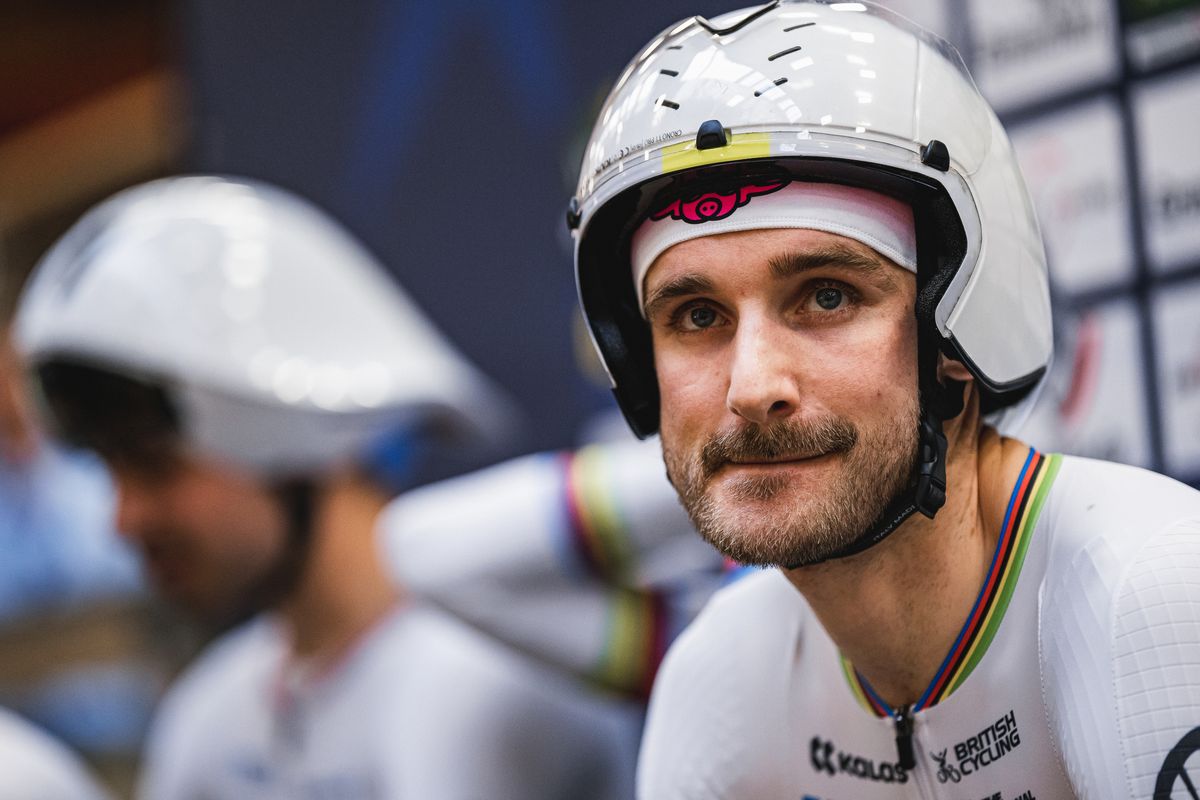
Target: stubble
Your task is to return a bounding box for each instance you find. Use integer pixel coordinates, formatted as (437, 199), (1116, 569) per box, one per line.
(663, 405), (919, 567)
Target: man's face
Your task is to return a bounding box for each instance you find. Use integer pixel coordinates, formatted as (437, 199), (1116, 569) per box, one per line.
(644, 227), (920, 567)
(109, 453), (289, 627)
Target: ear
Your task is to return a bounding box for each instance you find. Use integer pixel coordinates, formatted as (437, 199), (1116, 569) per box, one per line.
(937, 354), (972, 383)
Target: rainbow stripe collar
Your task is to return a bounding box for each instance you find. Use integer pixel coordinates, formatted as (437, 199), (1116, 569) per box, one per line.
(842, 448), (1062, 718)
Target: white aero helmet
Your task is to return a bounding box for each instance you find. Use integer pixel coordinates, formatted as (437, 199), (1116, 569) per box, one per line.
(570, 0), (1052, 441)
(16, 175), (510, 476)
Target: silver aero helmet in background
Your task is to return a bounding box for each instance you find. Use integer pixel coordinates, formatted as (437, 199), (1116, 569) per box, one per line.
(16, 175), (510, 477)
(568, 0), (1052, 560)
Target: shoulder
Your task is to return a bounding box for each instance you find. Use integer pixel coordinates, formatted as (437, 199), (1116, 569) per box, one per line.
(1041, 455), (1200, 570)
(639, 570), (805, 798)
(155, 617), (278, 720)
(0, 708), (110, 799)
(1038, 456), (1200, 652)
(1036, 457), (1200, 799)
(138, 619), (278, 795)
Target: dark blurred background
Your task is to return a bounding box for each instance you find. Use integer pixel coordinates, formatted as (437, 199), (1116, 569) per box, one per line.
(1, 1), (1199, 795)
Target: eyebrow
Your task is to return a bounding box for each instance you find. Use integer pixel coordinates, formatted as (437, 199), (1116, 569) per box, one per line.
(643, 273), (715, 320)
(767, 243), (898, 288)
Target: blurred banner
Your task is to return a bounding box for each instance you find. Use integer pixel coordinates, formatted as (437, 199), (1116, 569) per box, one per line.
(967, 0), (1120, 111)
(1122, 0), (1200, 71)
(967, 0), (1200, 486)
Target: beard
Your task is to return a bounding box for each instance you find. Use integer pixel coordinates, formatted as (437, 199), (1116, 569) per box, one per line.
(663, 403), (919, 568)
(139, 532), (296, 634)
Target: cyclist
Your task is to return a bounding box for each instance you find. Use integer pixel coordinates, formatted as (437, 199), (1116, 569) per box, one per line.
(566, 2), (1200, 797)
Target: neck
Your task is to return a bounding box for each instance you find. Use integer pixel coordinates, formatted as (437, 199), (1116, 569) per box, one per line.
(783, 395), (1029, 709)
(277, 470), (401, 664)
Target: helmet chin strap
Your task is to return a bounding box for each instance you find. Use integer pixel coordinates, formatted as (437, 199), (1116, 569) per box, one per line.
(220, 479), (319, 629)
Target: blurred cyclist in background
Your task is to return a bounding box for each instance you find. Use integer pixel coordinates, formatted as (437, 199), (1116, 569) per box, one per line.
(15, 175), (648, 799)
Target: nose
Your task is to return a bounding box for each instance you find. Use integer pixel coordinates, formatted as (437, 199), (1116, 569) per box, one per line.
(725, 315), (801, 426)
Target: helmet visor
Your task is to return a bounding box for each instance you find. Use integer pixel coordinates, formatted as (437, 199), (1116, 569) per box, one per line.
(32, 358), (184, 472)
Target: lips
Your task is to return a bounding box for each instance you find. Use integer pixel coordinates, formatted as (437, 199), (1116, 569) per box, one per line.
(699, 418), (859, 480)
(727, 452), (830, 467)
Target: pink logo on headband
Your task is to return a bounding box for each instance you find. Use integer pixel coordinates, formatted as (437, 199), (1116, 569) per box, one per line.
(651, 180), (790, 225)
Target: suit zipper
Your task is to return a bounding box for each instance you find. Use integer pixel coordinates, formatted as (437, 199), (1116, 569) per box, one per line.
(894, 705), (939, 798)
(894, 704), (915, 771)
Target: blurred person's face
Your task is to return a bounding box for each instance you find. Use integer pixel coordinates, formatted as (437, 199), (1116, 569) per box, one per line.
(110, 453), (290, 627)
(644, 227), (920, 567)
(29, 359), (304, 626)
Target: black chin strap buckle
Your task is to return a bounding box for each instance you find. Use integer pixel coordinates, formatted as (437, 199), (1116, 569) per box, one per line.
(913, 369), (962, 520)
(914, 407), (949, 519)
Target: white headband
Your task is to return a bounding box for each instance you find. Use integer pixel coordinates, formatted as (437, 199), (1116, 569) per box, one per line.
(630, 180), (917, 312)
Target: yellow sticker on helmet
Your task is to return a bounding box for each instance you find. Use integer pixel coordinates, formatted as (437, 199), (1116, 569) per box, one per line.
(661, 132), (773, 174)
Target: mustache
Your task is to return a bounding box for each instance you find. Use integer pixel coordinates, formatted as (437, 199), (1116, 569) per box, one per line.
(700, 416), (858, 479)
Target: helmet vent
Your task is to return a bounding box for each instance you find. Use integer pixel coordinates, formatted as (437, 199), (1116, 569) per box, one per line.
(656, 98), (681, 110)
(754, 77), (789, 97)
(768, 45), (803, 61)
(659, 69), (679, 77)
(697, 1), (780, 36)
(783, 22), (816, 32)
(666, 45), (684, 50)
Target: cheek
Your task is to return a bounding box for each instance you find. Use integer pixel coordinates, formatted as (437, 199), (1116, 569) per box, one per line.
(171, 477), (286, 563)
(876, 311), (919, 383)
(816, 312), (918, 405)
(221, 490), (288, 563)
(654, 343), (727, 441)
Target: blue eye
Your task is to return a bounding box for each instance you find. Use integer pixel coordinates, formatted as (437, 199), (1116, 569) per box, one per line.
(815, 288), (844, 310)
(689, 307), (718, 328)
